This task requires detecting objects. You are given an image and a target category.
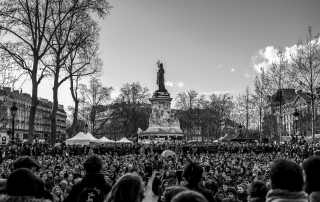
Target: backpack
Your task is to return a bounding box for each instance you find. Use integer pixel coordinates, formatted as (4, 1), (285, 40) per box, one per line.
(78, 186), (104, 202)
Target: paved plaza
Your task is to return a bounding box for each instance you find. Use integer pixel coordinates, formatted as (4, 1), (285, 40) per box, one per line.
(143, 172), (158, 202)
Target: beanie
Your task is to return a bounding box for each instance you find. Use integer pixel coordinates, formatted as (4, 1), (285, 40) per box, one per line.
(7, 168), (38, 196)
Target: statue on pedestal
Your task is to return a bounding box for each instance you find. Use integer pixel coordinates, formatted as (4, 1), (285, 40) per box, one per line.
(155, 60), (168, 94)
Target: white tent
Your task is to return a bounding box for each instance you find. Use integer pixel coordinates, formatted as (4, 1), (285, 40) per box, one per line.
(116, 137), (132, 143)
(86, 133), (101, 143)
(99, 137), (115, 143)
(66, 132), (90, 145)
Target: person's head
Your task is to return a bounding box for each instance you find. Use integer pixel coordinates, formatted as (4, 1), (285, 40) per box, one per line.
(222, 183), (229, 191)
(182, 162), (203, 184)
(52, 186), (62, 196)
(227, 187), (237, 200)
(164, 186), (188, 202)
(270, 159), (303, 192)
(6, 168), (40, 197)
(171, 190), (208, 202)
(302, 156), (320, 194)
(249, 180), (269, 199)
(106, 173), (144, 202)
(155, 172), (161, 179)
(237, 185), (245, 194)
(13, 156), (40, 172)
(83, 155), (103, 174)
(215, 190), (226, 201)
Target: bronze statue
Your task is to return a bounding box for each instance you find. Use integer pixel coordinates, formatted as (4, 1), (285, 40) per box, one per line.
(156, 60), (167, 93)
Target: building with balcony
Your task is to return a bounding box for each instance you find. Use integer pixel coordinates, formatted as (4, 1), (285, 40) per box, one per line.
(265, 88), (320, 137)
(0, 87), (67, 142)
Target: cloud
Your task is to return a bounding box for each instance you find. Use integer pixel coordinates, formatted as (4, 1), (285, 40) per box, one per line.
(251, 46), (279, 73)
(200, 91), (232, 95)
(165, 81), (173, 87)
(251, 39), (320, 73)
(176, 81), (185, 88)
(244, 71), (250, 78)
(230, 68), (235, 72)
(217, 64), (222, 69)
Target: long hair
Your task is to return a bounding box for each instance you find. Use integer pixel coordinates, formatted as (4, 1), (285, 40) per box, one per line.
(0, 195), (51, 202)
(106, 173), (143, 202)
(302, 156), (320, 194)
(164, 186), (188, 202)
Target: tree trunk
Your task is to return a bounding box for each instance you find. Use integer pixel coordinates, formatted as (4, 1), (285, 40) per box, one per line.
(28, 61), (40, 142)
(71, 100), (79, 137)
(311, 93), (315, 140)
(70, 77), (79, 137)
(50, 62), (61, 145)
(50, 84), (59, 145)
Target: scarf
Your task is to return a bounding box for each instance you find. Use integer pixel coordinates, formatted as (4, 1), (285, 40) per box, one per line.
(266, 189), (308, 202)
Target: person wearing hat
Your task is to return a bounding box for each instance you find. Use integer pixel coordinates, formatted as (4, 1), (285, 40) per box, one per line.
(183, 161), (215, 202)
(222, 187), (241, 202)
(0, 156), (53, 201)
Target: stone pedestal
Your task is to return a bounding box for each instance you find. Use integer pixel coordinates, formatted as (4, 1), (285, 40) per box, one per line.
(140, 92), (184, 138)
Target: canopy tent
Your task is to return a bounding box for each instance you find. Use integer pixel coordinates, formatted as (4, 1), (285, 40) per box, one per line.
(99, 137), (115, 143)
(217, 134), (227, 141)
(231, 133), (256, 142)
(221, 133), (236, 141)
(86, 133), (101, 143)
(302, 134), (320, 143)
(116, 137), (132, 143)
(66, 132), (90, 145)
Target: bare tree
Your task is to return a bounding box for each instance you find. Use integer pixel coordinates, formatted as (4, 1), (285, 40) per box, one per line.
(79, 77), (113, 136)
(112, 82), (151, 137)
(283, 27), (320, 140)
(266, 49), (293, 140)
(0, 0), (56, 141)
(42, 0), (110, 144)
(252, 68), (271, 141)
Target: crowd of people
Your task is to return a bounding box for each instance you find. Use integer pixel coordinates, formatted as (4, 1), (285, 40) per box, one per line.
(0, 139), (319, 202)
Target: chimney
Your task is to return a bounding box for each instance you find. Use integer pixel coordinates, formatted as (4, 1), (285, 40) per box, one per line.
(20, 89), (22, 94)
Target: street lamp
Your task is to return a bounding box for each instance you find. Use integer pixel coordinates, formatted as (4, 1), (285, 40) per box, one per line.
(85, 123), (88, 134)
(293, 109), (300, 136)
(10, 102), (18, 142)
(238, 124), (243, 135)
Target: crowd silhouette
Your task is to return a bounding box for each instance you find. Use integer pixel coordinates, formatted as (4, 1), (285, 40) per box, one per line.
(0, 139), (318, 202)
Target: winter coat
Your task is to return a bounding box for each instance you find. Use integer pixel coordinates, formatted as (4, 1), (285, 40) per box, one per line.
(309, 191), (320, 202)
(266, 189), (308, 202)
(152, 177), (161, 195)
(65, 173), (111, 202)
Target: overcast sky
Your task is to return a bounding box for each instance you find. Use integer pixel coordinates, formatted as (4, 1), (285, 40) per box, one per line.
(21, 0), (320, 109)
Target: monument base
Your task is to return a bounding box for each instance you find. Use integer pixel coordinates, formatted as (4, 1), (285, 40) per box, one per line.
(139, 91), (184, 141)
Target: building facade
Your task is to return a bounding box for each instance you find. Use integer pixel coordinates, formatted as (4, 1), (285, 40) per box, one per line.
(265, 88), (320, 137)
(0, 87), (67, 142)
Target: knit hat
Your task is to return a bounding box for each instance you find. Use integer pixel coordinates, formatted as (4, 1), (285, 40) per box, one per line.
(7, 168), (39, 196)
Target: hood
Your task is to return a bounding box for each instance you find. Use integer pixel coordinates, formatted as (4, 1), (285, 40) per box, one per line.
(82, 173), (108, 188)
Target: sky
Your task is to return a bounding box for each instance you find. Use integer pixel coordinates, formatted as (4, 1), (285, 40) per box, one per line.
(19, 0), (320, 110)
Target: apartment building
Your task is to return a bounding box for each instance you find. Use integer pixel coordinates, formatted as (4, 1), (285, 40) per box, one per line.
(0, 87), (67, 142)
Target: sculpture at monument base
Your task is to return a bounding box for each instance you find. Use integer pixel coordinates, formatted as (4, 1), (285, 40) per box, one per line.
(140, 60), (184, 142)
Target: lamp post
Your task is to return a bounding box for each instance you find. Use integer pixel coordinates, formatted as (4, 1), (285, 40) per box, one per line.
(238, 124), (243, 135)
(10, 102), (18, 142)
(85, 122), (88, 134)
(293, 109), (300, 136)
